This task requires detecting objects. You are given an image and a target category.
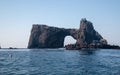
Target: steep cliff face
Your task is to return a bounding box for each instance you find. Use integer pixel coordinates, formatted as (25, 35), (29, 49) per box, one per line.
(28, 18), (107, 49)
(28, 25), (77, 48)
(76, 18), (103, 47)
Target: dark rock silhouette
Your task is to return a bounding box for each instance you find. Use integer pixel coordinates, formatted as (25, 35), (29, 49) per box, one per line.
(28, 25), (77, 48)
(76, 18), (104, 47)
(28, 18), (120, 49)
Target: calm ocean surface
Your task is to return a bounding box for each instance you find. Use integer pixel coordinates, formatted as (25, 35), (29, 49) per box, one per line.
(0, 49), (120, 75)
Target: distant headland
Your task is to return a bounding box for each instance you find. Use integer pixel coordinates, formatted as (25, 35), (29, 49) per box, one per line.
(28, 18), (120, 50)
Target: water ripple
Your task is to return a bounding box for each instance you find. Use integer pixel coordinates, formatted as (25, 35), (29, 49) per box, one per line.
(0, 49), (120, 75)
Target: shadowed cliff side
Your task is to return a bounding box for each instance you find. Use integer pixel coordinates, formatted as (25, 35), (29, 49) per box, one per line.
(28, 25), (77, 48)
(76, 18), (104, 47)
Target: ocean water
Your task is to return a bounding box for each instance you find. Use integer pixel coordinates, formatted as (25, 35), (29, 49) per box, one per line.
(0, 49), (120, 75)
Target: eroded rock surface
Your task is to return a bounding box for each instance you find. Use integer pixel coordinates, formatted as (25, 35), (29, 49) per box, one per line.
(28, 18), (119, 49)
(76, 18), (105, 47)
(28, 25), (77, 48)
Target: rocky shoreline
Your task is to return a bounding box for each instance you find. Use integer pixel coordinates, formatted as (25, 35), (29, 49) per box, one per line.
(65, 44), (120, 50)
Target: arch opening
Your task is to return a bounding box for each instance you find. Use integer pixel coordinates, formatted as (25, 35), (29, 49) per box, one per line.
(64, 36), (76, 46)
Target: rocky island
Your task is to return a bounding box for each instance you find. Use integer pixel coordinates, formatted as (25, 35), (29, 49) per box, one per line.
(28, 18), (120, 49)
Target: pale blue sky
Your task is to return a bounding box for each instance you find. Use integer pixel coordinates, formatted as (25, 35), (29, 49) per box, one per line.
(0, 0), (120, 48)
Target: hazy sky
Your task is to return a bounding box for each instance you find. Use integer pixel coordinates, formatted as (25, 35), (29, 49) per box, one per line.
(0, 0), (120, 48)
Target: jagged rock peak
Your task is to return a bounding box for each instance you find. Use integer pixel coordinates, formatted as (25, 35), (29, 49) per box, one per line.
(77, 18), (103, 46)
(80, 18), (94, 31)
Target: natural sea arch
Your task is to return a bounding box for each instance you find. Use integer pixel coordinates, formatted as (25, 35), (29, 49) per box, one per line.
(64, 36), (76, 46)
(28, 25), (78, 48)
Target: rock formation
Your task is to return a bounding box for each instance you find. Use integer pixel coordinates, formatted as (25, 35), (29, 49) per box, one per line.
(28, 18), (120, 49)
(28, 25), (77, 48)
(65, 18), (108, 50)
(76, 18), (104, 47)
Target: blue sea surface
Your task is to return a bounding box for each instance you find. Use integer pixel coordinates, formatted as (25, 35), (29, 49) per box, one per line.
(0, 49), (120, 75)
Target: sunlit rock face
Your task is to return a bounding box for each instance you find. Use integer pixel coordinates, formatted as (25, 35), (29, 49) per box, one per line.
(28, 18), (107, 49)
